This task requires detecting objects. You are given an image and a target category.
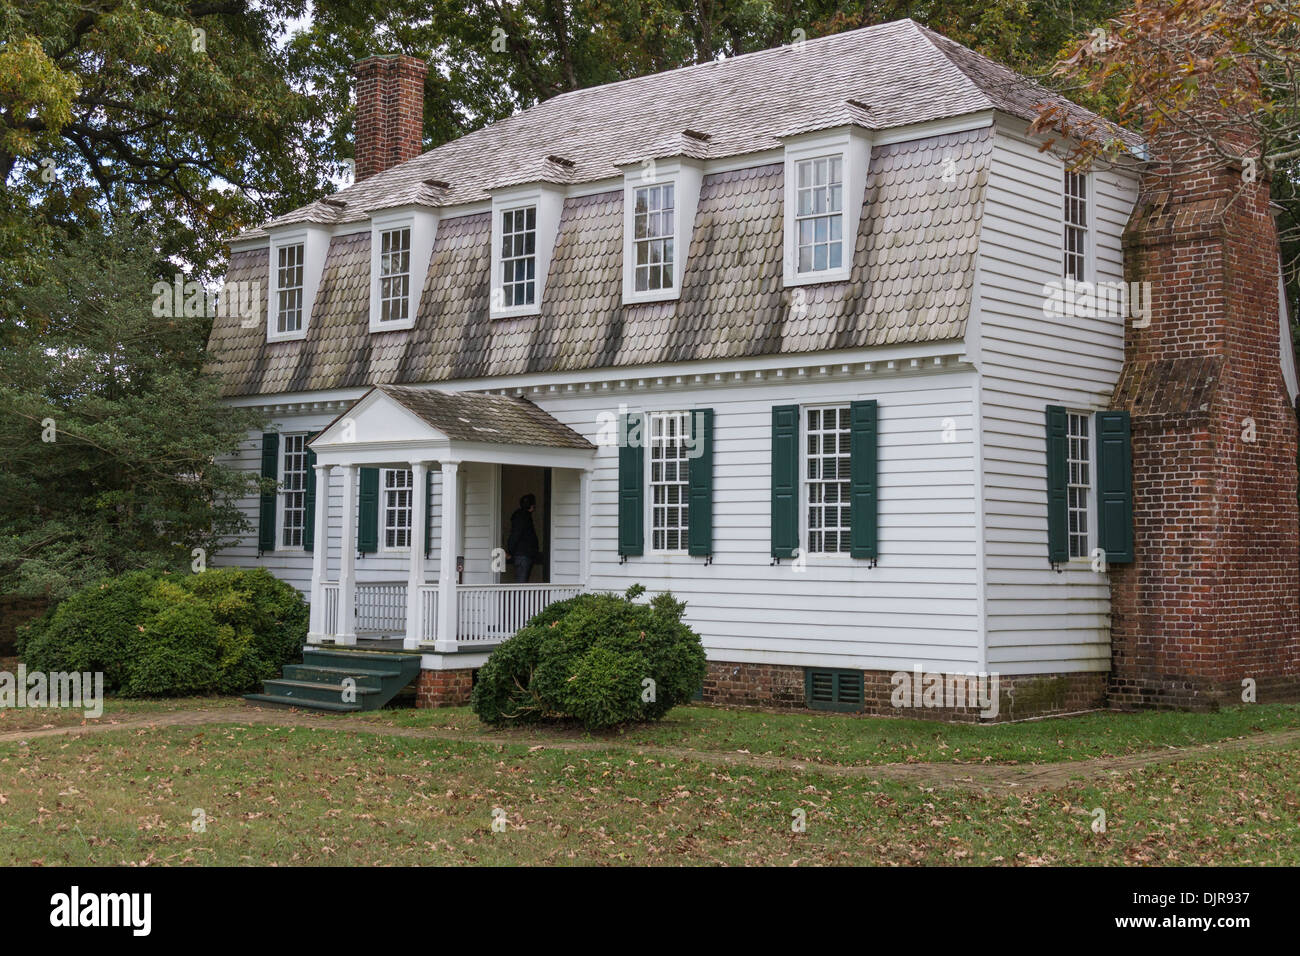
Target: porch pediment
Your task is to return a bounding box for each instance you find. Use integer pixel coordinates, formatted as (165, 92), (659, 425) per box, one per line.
(310, 384), (595, 468)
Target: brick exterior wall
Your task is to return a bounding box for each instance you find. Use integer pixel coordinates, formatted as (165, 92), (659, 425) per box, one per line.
(352, 55), (427, 182)
(415, 668), (474, 708)
(702, 661), (1107, 723)
(1109, 112), (1300, 709)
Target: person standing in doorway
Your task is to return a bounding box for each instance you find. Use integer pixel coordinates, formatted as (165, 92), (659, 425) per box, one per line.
(507, 493), (541, 583)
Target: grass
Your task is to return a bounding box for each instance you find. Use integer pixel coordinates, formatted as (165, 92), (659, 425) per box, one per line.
(1, 720), (1296, 866)
(343, 700), (1300, 766)
(0, 695), (247, 733)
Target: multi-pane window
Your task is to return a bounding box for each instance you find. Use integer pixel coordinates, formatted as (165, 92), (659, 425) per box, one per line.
(500, 206), (537, 307)
(806, 406), (851, 554)
(378, 227), (411, 323)
(1064, 170), (1088, 282)
(276, 243), (304, 333)
(795, 156), (843, 274)
(633, 183), (675, 292)
(1067, 412), (1090, 558)
(383, 468), (413, 549)
(649, 411), (690, 551)
(281, 434), (307, 548)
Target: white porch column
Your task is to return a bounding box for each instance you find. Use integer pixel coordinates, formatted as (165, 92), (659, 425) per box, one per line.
(434, 460), (460, 653)
(336, 464), (359, 645)
(579, 467), (592, 590)
(307, 463), (332, 643)
(405, 460), (430, 649)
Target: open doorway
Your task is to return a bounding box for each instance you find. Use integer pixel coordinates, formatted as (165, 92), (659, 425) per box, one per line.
(499, 465), (551, 583)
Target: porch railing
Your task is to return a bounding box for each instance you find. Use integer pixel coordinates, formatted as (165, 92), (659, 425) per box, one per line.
(456, 584), (582, 643)
(356, 581), (406, 634)
(321, 582), (340, 636)
(418, 584), (438, 642)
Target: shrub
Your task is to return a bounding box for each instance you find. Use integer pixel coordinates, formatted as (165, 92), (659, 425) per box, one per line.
(472, 585), (707, 730)
(16, 566), (307, 696)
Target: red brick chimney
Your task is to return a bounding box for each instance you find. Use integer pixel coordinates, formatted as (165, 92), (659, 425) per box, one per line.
(1109, 81), (1300, 708)
(352, 54), (427, 182)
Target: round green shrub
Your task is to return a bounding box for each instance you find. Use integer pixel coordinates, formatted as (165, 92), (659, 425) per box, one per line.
(16, 566), (308, 697)
(472, 584), (707, 730)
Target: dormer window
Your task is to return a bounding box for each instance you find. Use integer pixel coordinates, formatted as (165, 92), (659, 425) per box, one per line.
(782, 128), (869, 288)
(500, 206), (537, 307)
(266, 226), (327, 343)
(489, 183), (564, 319)
(378, 227), (411, 323)
(275, 243), (304, 333)
(633, 183), (675, 292)
(368, 209), (437, 333)
(795, 157), (843, 274)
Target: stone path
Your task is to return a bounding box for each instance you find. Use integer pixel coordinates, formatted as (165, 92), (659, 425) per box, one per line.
(2, 706), (1297, 792)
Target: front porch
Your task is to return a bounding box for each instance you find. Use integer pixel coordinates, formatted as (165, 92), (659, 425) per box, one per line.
(305, 385), (596, 656)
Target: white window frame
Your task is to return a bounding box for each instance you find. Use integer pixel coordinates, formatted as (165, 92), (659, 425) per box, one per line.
(368, 208), (437, 333)
(266, 226), (328, 343)
(793, 155), (845, 278)
(800, 404), (853, 558)
(273, 242), (304, 336)
(278, 433), (309, 551)
(621, 158), (703, 304)
(1066, 410), (1097, 561)
(1063, 168), (1093, 283)
(782, 128), (870, 288)
(381, 467), (414, 552)
(377, 225), (412, 324)
(499, 204), (537, 310)
(489, 183), (565, 319)
(646, 410), (692, 554)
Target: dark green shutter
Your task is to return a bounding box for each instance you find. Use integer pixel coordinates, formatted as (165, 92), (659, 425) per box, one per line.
(258, 432), (278, 553)
(618, 413), (644, 556)
(357, 467), (379, 553)
(687, 408), (714, 557)
(302, 444), (317, 552)
(1045, 405), (1069, 563)
(1095, 410), (1134, 562)
(771, 405), (799, 558)
(848, 400), (879, 559)
(424, 469), (435, 558)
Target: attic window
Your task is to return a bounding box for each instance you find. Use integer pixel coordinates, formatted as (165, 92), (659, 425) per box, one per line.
(782, 128), (868, 288)
(378, 227), (411, 323)
(795, 156), (843, 275)
(633, 183), (675, 292)
(500, 206), (537, 308)
(621, 158), (702, 305)
(276, 243), (304, 333)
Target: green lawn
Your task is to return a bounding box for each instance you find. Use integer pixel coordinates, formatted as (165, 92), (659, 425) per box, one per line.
(1, 720), (1296, 865)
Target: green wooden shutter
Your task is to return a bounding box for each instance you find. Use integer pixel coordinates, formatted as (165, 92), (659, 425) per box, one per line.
(618, 413), (644, 557)
(1045, 405), (1069, 563)
(771, 405), (799, 558)
(424, 469), (435, 558)
(258, 432), (279, 553)
(687, 408), (714, 557)
(849, 400), (879, 559)
(302, 444), (318, 552)
(1095, 410), (1134, 562)
(357, 467), (380, 553)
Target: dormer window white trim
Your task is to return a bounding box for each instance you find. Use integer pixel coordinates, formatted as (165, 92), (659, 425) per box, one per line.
(266, 225), (329, 343)
(782, 128), (870, 287)
(489, 183), (565, 319)
(369, 207), (438, 333)
(621, 157), (703, 305)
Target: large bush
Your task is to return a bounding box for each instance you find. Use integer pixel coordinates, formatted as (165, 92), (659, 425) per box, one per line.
(471, 585), (707, 730)
(17, 567), (307, 696)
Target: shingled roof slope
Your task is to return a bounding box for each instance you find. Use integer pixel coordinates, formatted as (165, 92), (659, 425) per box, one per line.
(242, 18), (1119, 238)
(373, 386), (596, 448)
(209, 127), (991, 397)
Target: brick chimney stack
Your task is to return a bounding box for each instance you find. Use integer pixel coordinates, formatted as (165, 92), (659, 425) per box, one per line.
(1109, 76), (1300, 708)
(352, 54), (427, 182)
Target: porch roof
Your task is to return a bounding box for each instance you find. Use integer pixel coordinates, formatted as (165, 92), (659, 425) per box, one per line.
(309, 385), (596, 469)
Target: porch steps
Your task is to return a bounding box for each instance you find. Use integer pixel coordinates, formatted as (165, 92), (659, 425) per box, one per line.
(244, 648), (422, 713)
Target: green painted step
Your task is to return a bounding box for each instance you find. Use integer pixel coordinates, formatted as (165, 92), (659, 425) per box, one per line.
(245, 649), (423, 713)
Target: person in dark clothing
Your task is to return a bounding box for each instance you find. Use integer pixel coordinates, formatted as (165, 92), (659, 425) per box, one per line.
(506, 493), (541, 583)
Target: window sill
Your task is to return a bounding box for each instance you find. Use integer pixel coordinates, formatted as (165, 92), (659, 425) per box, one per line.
(266, 329), (308, 344)
(491, 305), (541, 320)
(785, 267), (851, 288)
(369, 318), (416, 334)
(623, 288), (680, 306)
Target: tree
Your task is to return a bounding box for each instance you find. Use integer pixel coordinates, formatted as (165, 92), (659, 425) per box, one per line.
(0, 222), (264, 601)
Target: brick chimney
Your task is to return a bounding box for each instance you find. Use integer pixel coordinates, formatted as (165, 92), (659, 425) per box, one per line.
(352, 54), (427, 182)
(1109, 79), (1300, 709)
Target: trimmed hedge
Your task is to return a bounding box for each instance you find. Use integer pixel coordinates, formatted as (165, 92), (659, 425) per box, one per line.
(471, 584), (707, 730)
(17, 567), (307, 696)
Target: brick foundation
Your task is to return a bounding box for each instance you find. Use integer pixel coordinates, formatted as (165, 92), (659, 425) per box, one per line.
(702, 661), (1107, 723)
(415, 668), (474, 708)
